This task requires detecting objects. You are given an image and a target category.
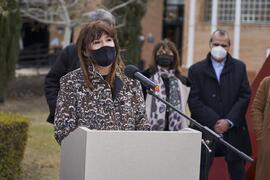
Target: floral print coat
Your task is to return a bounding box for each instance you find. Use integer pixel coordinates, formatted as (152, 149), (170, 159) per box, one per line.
(54, 66), (149, 144)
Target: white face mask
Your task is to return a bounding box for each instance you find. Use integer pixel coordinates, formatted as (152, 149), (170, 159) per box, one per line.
(211, 46), (227, 61)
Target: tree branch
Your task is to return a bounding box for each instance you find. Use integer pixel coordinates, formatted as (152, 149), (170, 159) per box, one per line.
(59, 0), (71, 25)
(109, 0), (137, 12)
(20, 9), (66, 25)
(66, 0), (79, 8)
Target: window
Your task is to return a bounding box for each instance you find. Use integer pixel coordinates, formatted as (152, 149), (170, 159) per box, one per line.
(204, 0), (270, 24)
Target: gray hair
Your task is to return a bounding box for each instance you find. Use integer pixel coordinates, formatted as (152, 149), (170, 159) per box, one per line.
(88, 9), (116, 25)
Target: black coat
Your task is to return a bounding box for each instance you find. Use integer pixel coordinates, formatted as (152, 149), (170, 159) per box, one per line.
(188, 53), (252, 160)
(44, 44), (80, 124)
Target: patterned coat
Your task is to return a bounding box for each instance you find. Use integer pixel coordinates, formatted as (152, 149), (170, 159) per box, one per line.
(54, 65), (150, 144)
(251, 76), (270, 180)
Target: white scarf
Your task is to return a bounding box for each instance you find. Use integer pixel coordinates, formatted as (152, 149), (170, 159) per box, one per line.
(146, 66), (184, 131)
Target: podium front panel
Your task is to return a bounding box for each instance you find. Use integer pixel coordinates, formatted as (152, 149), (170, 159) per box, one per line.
(61, 127), (201, 180)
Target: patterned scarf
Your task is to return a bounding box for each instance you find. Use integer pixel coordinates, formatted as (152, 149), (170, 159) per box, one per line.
(146, 66), (184, 131)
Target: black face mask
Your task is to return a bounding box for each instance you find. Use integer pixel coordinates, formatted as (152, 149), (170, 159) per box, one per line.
(89, 46), (116, 67)
(156, 54), (174, 67)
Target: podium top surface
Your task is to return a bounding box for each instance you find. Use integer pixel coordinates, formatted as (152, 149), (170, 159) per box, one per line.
(78, 126), (201, 134)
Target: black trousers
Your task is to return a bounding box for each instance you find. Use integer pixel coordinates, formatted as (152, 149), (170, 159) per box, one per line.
(199, 140), (246, 180)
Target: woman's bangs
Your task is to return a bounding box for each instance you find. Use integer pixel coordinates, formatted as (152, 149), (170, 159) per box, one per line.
(83, 22), (115, 47)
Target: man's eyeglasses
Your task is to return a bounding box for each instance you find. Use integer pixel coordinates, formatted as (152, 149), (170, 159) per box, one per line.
(212, 43), (229, 48)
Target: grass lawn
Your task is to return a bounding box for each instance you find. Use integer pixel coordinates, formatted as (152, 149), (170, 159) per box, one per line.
(0, 95), (60, 180)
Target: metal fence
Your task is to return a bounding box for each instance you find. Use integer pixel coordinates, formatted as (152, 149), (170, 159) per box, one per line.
(17, 43), (59, 68)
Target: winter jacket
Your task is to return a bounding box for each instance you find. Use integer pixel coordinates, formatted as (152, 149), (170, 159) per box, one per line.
(54, 65), (150, 144)
(188, 53), (252, 160)
(44, 44), (80, 124)
(251, 76), (270, 180)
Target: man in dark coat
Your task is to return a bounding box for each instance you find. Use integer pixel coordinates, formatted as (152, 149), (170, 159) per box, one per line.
(44, 9), (116, 124)
(188, 29), (251, 180)
(44, 44), (79, 124)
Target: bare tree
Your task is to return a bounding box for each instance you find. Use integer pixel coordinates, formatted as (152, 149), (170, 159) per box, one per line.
(19, 0), (138, 47)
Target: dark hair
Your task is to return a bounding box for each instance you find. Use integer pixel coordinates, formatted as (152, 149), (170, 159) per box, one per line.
(210, 29), (231, 46)
(149, 39), (182, 76)
(76, 21), (125, 90)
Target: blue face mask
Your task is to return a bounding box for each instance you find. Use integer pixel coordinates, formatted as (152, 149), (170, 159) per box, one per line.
(89, 46), (116, 67)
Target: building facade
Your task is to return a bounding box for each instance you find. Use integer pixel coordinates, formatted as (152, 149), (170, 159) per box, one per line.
(140, 0), (270, 78)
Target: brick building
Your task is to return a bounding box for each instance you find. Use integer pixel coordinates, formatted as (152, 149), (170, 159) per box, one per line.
(140, 0), (270, 78)
(25, 0), (269, 78)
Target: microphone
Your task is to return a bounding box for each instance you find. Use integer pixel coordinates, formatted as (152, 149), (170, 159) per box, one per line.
(124, 65), (160, 91)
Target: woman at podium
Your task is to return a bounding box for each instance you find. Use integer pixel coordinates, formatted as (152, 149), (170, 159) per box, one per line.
(54, 20), (150, 144)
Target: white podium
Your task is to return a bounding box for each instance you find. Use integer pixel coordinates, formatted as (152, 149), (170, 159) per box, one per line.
(60, 127), (202, 180)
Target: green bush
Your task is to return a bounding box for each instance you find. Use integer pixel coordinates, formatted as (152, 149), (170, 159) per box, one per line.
(0, 112), (29, 179)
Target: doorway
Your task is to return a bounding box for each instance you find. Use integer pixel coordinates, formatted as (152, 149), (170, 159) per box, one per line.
(19, 18), (49, 67)
(162, 0), (184, 65)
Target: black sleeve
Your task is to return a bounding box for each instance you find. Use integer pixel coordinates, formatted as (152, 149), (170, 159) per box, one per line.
(225, 64), (251, 127)
(176, 73), (191, 87)
(44, 45), (76, 124)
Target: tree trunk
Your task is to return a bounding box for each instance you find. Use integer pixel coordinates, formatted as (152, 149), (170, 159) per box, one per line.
(0, 88), (6, 104)
(0, 0), (21, 103)
(62, 26), (72, 48)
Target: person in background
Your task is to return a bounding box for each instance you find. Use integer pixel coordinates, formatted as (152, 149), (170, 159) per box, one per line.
(251, 76), (270, 180)
(143, 39), (190, 131)
(54, 20), (149, 144)
(44, 9), (116, 124)
(188, 29), (251, 180)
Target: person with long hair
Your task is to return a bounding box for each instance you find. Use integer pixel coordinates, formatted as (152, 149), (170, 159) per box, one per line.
(251, 76), (270, 180)
(144, 39), (190, 131)
(44, 9), (116, 124)
(54, 20), (149, 144)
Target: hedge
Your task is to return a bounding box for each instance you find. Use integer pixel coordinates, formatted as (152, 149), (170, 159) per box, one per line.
(0, 112), (29, 179)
